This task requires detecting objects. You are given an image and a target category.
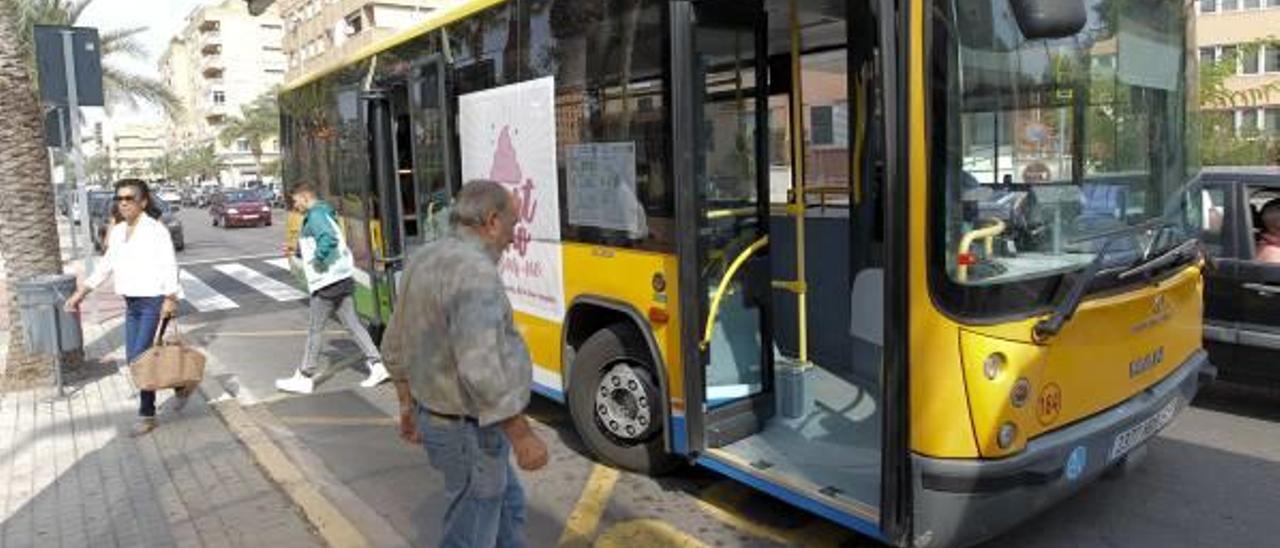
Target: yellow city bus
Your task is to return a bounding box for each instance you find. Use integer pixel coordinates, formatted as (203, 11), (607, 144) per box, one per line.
(278, 0), (1211, 545)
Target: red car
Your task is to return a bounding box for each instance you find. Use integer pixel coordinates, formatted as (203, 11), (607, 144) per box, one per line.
(210, 190), (273, 228)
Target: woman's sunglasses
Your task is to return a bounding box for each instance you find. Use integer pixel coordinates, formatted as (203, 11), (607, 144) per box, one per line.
(113, 194), (138, 203)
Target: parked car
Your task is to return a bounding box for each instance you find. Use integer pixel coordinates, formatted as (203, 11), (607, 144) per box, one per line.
(92, 195), (185, 252)
(1192, 166), (1280, 385)
(77, 190), (113, 227)
(210, 189), (273, 228)
(156, 186), (183, 209)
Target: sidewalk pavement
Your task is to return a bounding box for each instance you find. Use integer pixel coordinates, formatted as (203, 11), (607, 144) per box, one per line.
(0, 321), (323, 547)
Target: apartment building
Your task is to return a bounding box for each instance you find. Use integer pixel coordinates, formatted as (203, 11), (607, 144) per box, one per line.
(1198, 0), (1280, 136)
(108, 124), (167, 180)
(161, 0), (287, 183)
(279, 0), (456, 84)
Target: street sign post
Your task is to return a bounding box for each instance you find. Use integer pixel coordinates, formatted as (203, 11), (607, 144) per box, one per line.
(35, 25), (104, 324)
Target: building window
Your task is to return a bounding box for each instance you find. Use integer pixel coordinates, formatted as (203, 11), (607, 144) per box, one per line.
(1200, 47), (1216, 66)
(1202, 0), (1217, 12)
(1270, 0), (1280, 7)
(236, 138), (250, 152)
(1221, 45), (1239, 71)
(811, 106), (835, 145)
(1240, 109), (1260, 134)
(1267, 45), (1280, 72)
(1222, 0), (1238, 9)
(212, 91), (225, 104)
(1266, 108), (1280, 135)
(265, 68), (285, 74)
(1243, 0), (1260, 7)
(263, 45), (282, 51)
(345, 11), (363, 35)
(1243, 48), (1260, 74)
(261, 23), (282, 30)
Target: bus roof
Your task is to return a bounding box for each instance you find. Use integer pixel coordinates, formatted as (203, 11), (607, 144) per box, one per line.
(281, 0), (506, 93)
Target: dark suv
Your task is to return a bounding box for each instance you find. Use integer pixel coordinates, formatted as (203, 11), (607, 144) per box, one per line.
(1194, 167), (1280, 384)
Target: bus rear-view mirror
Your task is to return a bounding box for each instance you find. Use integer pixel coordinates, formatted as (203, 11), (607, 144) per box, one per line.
(1010, 0), (1086, 40)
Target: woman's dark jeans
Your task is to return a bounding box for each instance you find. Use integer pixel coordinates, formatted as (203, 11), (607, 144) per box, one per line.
(124, 296), (167, 417)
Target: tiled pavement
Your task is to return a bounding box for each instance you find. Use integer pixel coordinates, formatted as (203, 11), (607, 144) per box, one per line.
(0, 353), (323, 547)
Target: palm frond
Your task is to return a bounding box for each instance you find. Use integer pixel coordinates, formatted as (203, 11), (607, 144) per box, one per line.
(101, 65), (184, 118)
(100, 31), (147, 60)
(67, 0), (94, 23)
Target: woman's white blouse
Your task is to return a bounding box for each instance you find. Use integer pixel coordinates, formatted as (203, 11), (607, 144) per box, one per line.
(85, 215), (183, 298)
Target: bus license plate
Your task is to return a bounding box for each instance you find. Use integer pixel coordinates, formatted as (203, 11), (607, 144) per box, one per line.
(1109, 397), (1179, 462)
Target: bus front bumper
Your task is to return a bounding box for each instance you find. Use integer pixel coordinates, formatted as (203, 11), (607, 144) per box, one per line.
(909, 349), (1213, 548)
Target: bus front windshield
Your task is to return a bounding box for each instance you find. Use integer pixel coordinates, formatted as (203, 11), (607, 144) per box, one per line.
(937, 0), (1197, 287)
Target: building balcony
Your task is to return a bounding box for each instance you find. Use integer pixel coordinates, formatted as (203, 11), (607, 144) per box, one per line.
(198, 19), (220, 33)
(201, 56), (224, 78)
(201, 40), (221, 55)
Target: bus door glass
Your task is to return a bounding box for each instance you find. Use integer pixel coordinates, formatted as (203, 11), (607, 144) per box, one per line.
(682, 0), (774, 449)
(409, 53), (455, 239)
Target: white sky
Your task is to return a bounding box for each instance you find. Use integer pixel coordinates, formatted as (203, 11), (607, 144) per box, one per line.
(79, 0), (209, 126)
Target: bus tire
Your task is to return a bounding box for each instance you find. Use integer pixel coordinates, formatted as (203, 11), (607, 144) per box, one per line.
(568, 323), (678, 475)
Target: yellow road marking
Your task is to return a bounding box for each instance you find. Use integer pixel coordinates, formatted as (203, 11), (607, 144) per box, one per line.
(213, 400), (369, 547)
(596, 520), (708, 548)
(278, 416), (397, 427)
(557, 464), (621, 548)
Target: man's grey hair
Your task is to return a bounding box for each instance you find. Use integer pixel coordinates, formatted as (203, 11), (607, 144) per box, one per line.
(449, 179), (513, 228)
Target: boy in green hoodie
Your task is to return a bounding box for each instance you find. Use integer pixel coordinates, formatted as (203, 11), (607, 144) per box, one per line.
(276, 183), (389, 394)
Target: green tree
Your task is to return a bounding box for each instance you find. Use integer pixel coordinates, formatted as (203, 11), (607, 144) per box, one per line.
(84, 151), (110, 184)
(5, 0), (182, 116)
(219, 92), (279, 179)
(149, 151), (179, 182)
(179, 143), (223, 184)
(1198, 42), (1280, 166)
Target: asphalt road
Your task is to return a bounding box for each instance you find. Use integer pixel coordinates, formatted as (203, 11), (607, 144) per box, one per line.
(172, 205), (286, 265)
(175, 218), (1280, 547)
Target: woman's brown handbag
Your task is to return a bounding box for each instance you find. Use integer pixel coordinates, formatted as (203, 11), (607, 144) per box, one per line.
(130, 318), (206, 391)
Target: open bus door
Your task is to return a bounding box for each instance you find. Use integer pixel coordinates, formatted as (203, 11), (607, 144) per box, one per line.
(673, 0), (774, 456)
(362, 53), (455, 336)
(672, 0), (906, 541)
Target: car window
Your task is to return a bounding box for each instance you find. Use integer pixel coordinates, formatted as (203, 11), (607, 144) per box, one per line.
(1247, 187), (1280, 263)
(226, 191), (259, 203)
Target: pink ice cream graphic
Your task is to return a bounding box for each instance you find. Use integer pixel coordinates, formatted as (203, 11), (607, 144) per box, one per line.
(489, 126), (523, 186)
(487, 125), (537, 256)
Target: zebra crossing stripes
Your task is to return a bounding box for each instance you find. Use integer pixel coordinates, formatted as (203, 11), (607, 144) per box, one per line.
(179, 270), (239, 312)
(213, 262), (309, 302)
(264, 257), (291, 271)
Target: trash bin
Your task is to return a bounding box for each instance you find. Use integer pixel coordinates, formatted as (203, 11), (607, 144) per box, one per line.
(16, 273), (82, 356)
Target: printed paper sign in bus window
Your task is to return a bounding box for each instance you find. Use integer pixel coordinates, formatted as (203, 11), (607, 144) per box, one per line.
(459, 76), (565, 321)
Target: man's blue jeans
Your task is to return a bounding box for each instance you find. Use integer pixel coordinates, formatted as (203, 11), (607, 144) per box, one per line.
(416, 404), (526, 548)
(124, 296), (165, 417)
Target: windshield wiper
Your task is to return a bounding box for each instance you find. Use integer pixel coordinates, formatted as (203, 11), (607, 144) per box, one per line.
(1033, 234), (1133, 343)
(1118, 237), (1199, 281)
(1033, 217), (1190, 342)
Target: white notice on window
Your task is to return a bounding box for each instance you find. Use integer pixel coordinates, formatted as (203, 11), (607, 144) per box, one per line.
(566, 143), (647, 237)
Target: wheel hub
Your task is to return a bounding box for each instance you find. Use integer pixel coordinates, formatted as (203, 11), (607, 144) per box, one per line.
(594, 362), (653, 441)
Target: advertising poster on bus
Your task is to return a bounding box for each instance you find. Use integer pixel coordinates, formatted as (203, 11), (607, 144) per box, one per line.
(458, 76), (565, 321)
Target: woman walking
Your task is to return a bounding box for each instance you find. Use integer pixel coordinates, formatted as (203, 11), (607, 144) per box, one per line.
(65, 179), (184, 437)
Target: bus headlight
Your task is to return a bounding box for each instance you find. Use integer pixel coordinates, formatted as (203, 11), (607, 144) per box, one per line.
(983, 353), (1006, 380)
(998, 422), (1018, 449)
(1011, 378), (1031, 408)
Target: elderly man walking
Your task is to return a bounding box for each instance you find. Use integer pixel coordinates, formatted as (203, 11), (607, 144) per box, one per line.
(382, 179), (549, 547)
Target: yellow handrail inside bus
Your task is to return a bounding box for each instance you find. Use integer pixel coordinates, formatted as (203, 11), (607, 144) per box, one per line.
(706, 207), (759, 220)
(956, 219), (1007, 283)
(701, 235), (770, 350)
(788, 0), (810, 365)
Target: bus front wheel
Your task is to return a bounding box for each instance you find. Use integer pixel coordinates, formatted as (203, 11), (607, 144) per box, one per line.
(568, 323), (678, 475)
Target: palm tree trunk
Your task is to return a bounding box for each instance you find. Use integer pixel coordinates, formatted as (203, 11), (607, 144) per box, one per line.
(0, 9), (66, 387)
